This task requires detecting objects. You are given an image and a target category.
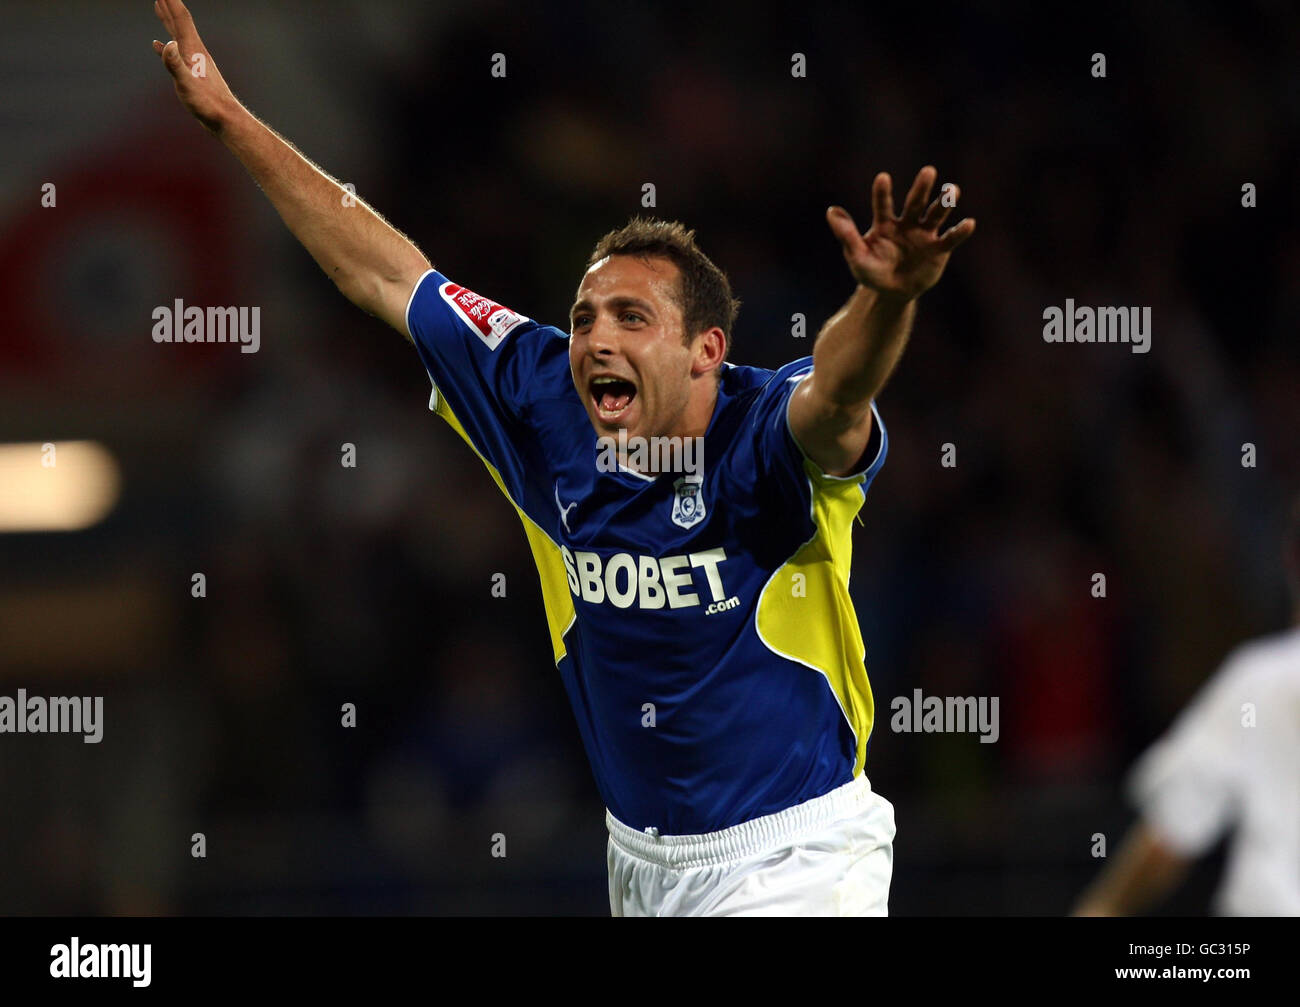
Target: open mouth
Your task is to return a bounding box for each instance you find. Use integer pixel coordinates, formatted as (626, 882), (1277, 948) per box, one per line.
(590, 375), (637, 422)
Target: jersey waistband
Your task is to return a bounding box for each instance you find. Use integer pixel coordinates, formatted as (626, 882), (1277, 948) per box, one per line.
(605, 773), (877, 870)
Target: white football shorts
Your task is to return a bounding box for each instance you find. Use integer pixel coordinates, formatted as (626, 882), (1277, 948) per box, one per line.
(606, 773), (895, 917)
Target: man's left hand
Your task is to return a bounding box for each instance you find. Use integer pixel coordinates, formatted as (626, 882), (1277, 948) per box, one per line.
(827, 165), (975, 301)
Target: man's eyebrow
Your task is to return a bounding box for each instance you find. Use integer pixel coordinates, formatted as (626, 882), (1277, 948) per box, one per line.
(569, 296), (657, 319)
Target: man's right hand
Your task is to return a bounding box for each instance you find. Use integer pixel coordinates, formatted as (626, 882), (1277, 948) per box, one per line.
(151, 0), (431, 339)
(152, 0), (238, 135)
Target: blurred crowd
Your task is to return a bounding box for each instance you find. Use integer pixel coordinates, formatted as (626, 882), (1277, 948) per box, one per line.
(1, 0), (1296, 914)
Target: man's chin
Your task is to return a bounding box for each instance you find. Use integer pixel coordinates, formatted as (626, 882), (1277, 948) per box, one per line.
(593, 423), (635, 444)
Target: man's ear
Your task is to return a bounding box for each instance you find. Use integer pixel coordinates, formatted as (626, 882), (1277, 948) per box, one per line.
(691, 327), (727, 376)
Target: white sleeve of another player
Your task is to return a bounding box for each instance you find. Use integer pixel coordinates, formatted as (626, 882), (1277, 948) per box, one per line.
(1126, 657), (1246, 857)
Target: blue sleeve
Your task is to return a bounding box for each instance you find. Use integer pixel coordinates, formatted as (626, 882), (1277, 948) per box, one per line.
(404, 268), (564, 493)
(751, 358), (888, 505)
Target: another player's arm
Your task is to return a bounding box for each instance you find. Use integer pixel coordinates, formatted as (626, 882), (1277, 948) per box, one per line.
(789, 167), (975, 476)
(1071, 821), (1195, 916)
(151, 0), (430, 340)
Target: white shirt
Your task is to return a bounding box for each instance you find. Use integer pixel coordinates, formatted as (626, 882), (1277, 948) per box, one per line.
(1128, 625), (1300, 915)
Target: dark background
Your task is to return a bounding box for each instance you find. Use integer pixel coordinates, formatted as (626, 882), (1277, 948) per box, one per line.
(1, 0), (1296, 914)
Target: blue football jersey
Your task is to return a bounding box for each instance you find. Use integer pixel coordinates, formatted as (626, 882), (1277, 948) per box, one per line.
(406, 268), (888, 835)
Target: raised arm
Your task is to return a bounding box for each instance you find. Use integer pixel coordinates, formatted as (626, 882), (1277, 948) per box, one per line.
(151, 0), (430, 340)
(789, 166), (974, 475)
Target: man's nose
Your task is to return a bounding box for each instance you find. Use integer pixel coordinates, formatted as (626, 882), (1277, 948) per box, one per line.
(587, 315), (619, 355)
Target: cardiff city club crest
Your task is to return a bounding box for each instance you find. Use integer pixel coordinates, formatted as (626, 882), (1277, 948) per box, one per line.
(671, 475), (706, 530)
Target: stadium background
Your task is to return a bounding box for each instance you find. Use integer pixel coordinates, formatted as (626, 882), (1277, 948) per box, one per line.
(1, 0), (1296, 914)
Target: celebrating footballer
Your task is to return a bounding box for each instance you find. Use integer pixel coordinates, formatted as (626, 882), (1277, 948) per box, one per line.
(153, 0), (974, 916)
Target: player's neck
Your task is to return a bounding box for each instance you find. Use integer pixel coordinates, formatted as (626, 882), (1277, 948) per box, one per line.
(679, 378), (719, 441)
(616, 381), (718, 476)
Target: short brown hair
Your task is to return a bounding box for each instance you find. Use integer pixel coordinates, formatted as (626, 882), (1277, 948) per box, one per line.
(585, 217), (741, 358)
